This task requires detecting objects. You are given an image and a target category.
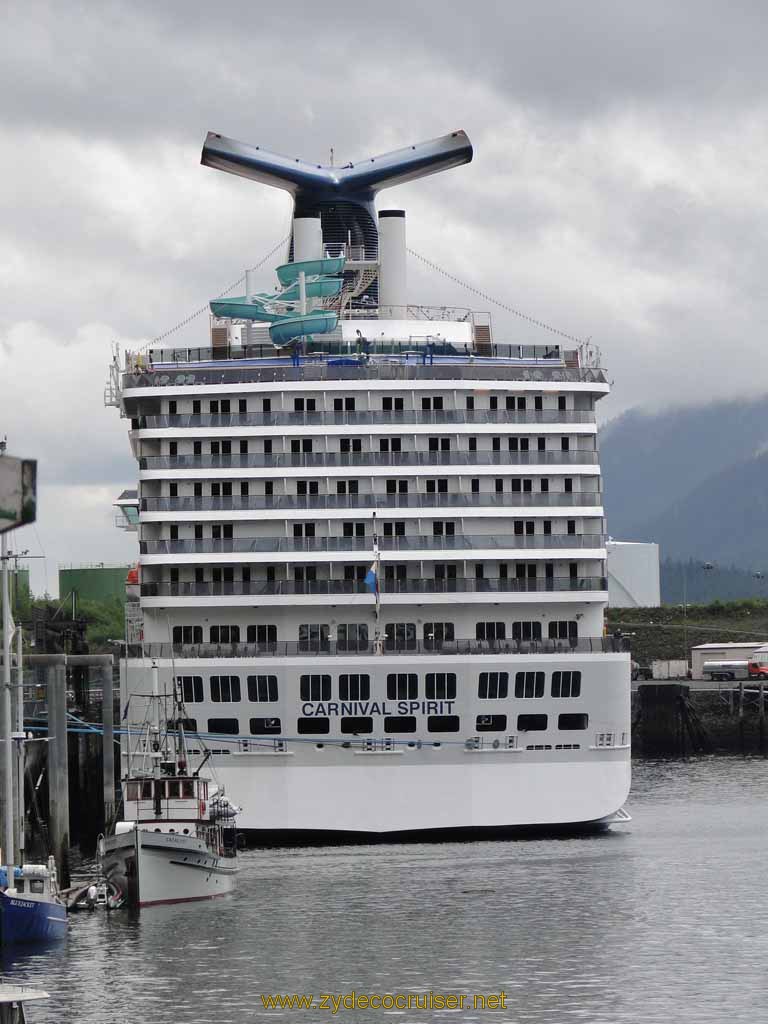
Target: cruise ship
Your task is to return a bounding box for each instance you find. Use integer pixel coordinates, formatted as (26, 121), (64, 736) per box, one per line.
(107, 128), (631, 839)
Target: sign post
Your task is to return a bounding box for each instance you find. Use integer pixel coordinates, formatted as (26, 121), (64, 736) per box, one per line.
(0, 456), (37, 534)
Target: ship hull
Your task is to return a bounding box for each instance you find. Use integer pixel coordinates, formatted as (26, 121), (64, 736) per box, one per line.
(0, 891), (67, 945)
(212, 755), (631, 837)
(101, 829), (238, 908)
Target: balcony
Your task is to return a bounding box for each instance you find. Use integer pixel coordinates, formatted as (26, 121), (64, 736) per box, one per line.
(140, 575), (608, 598)
(125, 635), (627, 659)
(141, 490), (603, 513)
(135, 409), (595, 429)
(139, 450), (599, 471)
(139, 534), (606, 556)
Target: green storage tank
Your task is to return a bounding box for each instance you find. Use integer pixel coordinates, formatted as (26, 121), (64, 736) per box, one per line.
(59, 564), (132, 605)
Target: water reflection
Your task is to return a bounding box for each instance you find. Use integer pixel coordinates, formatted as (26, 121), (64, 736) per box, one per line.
(3, 758), (768, 1023)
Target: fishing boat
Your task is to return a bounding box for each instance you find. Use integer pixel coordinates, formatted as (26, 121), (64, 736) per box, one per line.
(0, 860), (67, 945)
(99, 663), (239, 907)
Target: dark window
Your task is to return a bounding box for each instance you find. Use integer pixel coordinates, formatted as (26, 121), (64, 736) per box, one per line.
(168, 441), (177, 457)
(558, 396), (567, 411)
(567, 519), (576, 535)
(341, 717), (373, 734)
(561, 437), (570, 452)
(177, 676), (203, 703)
(298, 624), (329, 650)
(466, 396), (475, 410)
(552, 671), (582, 698)
(300, 674), (331, 701)
(247, 624), (277, 644)
(250, 717), (282, 734)
(209, 625), (240, 644)
(558, 713), (588, 730)
(476, 714), (507, 732)
(168, 717), (197, 732)
(517, 714), (548, 731)
(564, 477), (573, 493)
(476, 622), (505, 642)
(383, 396), (404, 411)
(340, 438), (362, 453)
(297, 718), (329, 735)
(384, 716), (417, 733)
(548, 621), (578, 641)
(534, 396), (543, 411)
(247, 675), (278, 702)
(515, 672), (545, 698)
(513, 621), (543, 642)
(337, 624), (369, 651)
(207, 718), (240, 735)
(471, 478), (480, 493)
(193, 441), (202, 456)
(210, 676), (241, 702)
(239, 399), (247, 414)
(339, 674), (371, 701)
(262, 398), (271, 412)
(239, 440), (248, 455)
(169, 482), (178, 498)
(387, 673), (417, 700)
(424, 622), (454, 646)
(384, 623), (416, 650)
(427, 715), (460, 732)
(425, 673), (457, 699)
(173, 626), (202, 645)
(468, 437), (477, 452)
(478, 672), (509, 699)
(192, 400), (201, 415)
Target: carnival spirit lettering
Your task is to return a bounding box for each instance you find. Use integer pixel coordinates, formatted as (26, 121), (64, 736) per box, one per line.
(301, 701), (455, 716)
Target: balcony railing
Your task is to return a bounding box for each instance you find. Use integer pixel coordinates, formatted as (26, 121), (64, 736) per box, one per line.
(135, 409), (595, 429)
(139, 450), (599, 471)
(141, 490), (603, 513)
(125, 635), (628, 659)
(140, 576), (608, 598)
(122, 364), (608, 389)
(132, 341), (570, 366)
(139, 534), (606, 556)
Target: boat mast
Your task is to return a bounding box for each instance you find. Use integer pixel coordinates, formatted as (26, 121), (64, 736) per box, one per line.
(150, 660), (163, 816)
(1, 533), (15, 869)
(15, 622), (24, 862)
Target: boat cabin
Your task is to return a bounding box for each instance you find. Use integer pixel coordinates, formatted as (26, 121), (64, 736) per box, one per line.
(122, 775), (209, 826)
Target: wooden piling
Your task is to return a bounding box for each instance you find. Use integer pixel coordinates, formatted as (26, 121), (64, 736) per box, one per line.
(759, 682), (765, 757)
(739, 681), (745, 757)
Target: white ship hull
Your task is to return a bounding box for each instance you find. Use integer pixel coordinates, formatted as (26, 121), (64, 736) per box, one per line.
(101, 828), (238, 907)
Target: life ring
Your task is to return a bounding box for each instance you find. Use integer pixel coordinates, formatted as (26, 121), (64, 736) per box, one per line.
(200, 800), (207, 817)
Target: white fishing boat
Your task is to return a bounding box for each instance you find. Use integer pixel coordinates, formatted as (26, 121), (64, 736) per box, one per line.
(99, 664), (238, 907)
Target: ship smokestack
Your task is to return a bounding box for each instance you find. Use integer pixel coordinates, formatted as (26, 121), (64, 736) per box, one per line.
(292, 215), (323, 262)
(378, 210), (406, 315)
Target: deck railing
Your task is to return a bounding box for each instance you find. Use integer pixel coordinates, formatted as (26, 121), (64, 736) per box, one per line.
(139, 450), (599, 471)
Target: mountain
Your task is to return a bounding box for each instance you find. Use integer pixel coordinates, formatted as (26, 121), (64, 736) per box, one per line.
(600, 397), (768, 582)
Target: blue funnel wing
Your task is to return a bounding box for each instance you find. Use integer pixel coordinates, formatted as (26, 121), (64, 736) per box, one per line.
(201, 132), (336, 195)
(336, 130), (473, 194)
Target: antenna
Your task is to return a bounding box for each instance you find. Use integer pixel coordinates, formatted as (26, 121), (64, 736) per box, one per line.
(329, 147), (334, 166)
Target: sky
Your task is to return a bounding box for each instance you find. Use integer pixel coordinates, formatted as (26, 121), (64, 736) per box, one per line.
(2, 0), (768, 595)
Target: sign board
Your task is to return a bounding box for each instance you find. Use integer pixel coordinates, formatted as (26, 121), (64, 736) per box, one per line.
(0, 456), (37, 533)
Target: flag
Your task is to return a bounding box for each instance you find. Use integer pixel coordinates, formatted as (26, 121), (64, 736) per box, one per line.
(364, 560), (378, 596)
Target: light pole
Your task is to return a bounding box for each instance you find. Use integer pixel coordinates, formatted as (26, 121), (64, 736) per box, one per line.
(681, 560), (715, 665)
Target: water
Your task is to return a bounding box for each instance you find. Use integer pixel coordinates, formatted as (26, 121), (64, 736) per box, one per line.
(3, 757), (767, 1023)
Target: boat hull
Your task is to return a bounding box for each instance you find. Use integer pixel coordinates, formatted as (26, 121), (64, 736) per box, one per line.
(211, 755), (631, 837)
(101, 829), (238, 908)
(0, 891), (67, 945)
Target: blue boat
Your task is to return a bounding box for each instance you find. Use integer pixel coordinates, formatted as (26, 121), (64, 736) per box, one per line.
(0, 860), (67, 945)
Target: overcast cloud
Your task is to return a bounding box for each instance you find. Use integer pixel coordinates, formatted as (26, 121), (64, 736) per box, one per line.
(2, 0), (768, 593)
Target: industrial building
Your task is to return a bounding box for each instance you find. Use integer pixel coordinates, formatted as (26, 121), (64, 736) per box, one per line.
(607, 540), (661, 608)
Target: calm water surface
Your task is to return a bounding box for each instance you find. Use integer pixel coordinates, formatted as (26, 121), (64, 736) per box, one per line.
(2, 758), (767, 1023)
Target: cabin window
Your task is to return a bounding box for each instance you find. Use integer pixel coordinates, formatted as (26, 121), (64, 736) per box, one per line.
(427, 715), (460, 732)
(517, 714), (548, 731)
(512, 621), (543, 642)
(476, 714), (507, 732)
(339, 674), (371, 701)
(297, 717), (330, 735)
(476, 622), (506, 642)
(176, 676), (203, 703)
(552, 671), (582, 698)
(29, 879), (44, 894)
(168, 780), (180, 799)
(300, 674), (331, 701)
(153, 780), (166, 799)
(298, 624), (330, 650)
(384, 716), (417, 733)
(387, 673), (418, 700)
(478, 672), (509, 699)
(425, 673), (457, 700)
(167, 717), (197, 733)
(250, 717), (282, 734)
(548, 621), (578, 641)
(384, 623), (416, 650)
(424, 622), (454, 646)
(247, 624), (277, 644)
(341, 717), (373, 734)
(558, 713), (588, 730)
(126, 782), (140, 801)
(210, 625), (240, 644)
(247, 675), (278, 702)
(337, 624), (369, 651)
(141, 780), (153, 799)
(206, 719), (240, 735)
(181, 780), (195, 798)
(515, 672), (545, 698)
(173, 626), (202, 644)
(210, 676), (241, 702)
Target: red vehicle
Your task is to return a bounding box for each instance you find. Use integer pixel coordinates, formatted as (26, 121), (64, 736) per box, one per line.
(747, 645), (768, 679)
